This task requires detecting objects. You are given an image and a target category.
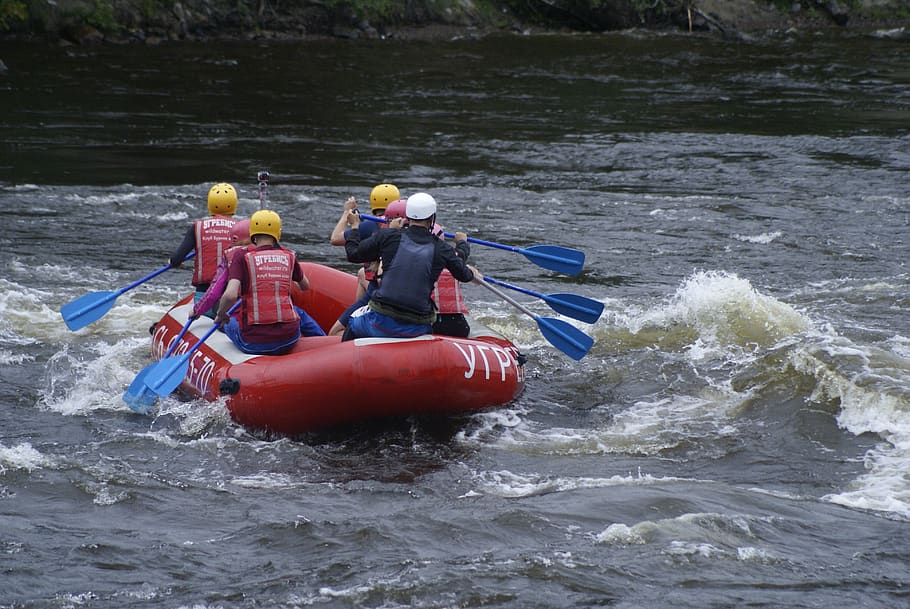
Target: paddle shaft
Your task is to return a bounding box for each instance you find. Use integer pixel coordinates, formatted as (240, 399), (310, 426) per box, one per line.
(258, 170), (270, 209)
(124, 321), (191, 411)
(146, 323), (221, 394)
(477, 277), (594, 358)
(358, 213), (584, 275)
(61, 252), (196, 330)
(360, 213), (522, 252)
(477, 277), (539, 319)
(123, 312), (199, 411)
(483, 276), (601, 321)
(162, 316), (195, 358)
(63, 264), (168, 323)
(146, 301), (240, 396)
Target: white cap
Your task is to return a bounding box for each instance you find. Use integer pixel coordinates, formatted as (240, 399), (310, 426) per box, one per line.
(405, 192), (437, 220)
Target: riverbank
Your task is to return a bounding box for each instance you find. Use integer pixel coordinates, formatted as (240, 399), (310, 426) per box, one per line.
(1, 0), (908, 45)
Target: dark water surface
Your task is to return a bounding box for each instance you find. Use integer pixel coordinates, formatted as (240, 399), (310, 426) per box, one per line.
(2, 29), (910, 608)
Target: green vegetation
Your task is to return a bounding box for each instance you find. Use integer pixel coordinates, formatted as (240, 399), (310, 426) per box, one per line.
(2, 0), (908, 39)
(0, 0), (26, 29)
(324, 0), (402, 21)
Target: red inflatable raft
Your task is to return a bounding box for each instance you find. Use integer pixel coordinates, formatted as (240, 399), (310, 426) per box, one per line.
(148, 262), (526, 435)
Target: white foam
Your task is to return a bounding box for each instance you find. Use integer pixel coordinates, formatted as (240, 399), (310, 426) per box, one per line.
(471, 389), (742, 458)
(0, 278), (68, 345)
(230, 473), (296, 489)
(788, 336), (910, 519)
(472, 468), (688, 499)
(0, 442), (54, 474)
(39, 338), (151, 415)
(0, 350), (34, 365)
(612, 270), (811, 360)
(594, 523), (647, 545)
(732, 231), (782, 244)
(595, 510), (783, 565)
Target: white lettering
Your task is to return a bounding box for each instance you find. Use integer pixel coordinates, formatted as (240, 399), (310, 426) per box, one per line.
(475, 345), (493, 380)
(152, 324), (169, 359)
(451, 342), (521, 383)
(492, 346), (512, 382)
(254, 254), (290, 265)
(205, 218), (235, 228)
(188, 352), (216, 394)
(453, 342), (477, 379)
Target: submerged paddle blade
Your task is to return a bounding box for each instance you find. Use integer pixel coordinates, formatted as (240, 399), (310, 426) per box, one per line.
(123, 365), (158, 414)
(144, 354), (192, 398)
(544, 293), (604, 324)
(536, 316), (594, 361)
(61, 291), (118, 331)
(521, 245), (586, 276)
(142, 303), (234, 399)
(124, 315), (196, 412)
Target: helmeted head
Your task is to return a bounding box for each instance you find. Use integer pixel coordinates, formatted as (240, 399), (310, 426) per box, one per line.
(370, 183), (400, 215)
(230, 219), (251, 243)
(384, 199), (407, 221)
(406, 192), (437, 221)
(249, 209), (281, 243)
(208, 182), (238, 216)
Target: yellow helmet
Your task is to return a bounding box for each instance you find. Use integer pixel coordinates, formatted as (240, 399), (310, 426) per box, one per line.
(249, 209), (282, 242)
(370, 183), (400, 214)
(208, 182), (238, 216)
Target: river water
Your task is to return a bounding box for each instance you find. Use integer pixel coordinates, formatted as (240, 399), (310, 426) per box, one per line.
(2, 28), (910, 608)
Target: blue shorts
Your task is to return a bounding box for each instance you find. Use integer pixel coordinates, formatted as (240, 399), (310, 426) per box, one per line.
(296, 307), (326, 338)
(346, 309), (431, 340)
(223, 306), (325, 355)
(337, 293), (371, 328)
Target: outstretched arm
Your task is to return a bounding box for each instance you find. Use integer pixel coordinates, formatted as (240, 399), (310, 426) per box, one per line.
(329, 196), (359, 246)
(169, 225), (195, 267)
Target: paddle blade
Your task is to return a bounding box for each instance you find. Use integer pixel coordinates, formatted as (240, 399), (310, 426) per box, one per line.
(61, 291), (119, 331)
(123, 364), (159, 414)
(543, 293), (604, 324)
(536, 316), (594, 361)
(144, 354), (192, 398)
(521, 245), (586, 276)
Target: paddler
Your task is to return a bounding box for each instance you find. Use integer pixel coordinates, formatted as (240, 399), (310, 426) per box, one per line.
(169, 182), (238, 312)
(342, 192), (481, 341)
(215, 210), (325, 355)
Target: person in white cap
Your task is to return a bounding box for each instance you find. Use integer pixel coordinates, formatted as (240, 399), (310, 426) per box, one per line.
(342, 192), (481, 340)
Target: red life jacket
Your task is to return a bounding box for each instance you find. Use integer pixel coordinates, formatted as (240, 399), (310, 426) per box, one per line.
(432, 269), (469, 314)
(193, 215), (236, 286)
(242, 247), (299, 326)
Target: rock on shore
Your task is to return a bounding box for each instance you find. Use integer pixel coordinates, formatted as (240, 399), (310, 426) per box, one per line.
(2, 0), (909, 45)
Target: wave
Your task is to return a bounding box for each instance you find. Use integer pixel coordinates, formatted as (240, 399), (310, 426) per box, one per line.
(599, 269), (811, 356)
(0, 442), (55, 474)
(787, 335), (910, 519)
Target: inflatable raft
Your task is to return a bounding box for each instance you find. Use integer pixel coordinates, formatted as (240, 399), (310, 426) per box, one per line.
(148, 262), (526, 435)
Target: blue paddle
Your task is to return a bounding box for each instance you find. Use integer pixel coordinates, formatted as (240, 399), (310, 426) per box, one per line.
(483, 276), (604, 324)
(360, 213), (585, 276)
(476, 278), (594, 361)
(452, 235), (585, 276)
(61, 253), (194, 331)
(143, 301), (240, 399)
(123, 315), (196, 413)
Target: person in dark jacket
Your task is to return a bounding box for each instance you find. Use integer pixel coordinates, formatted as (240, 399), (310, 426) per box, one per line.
(342, 192), (481, 340)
